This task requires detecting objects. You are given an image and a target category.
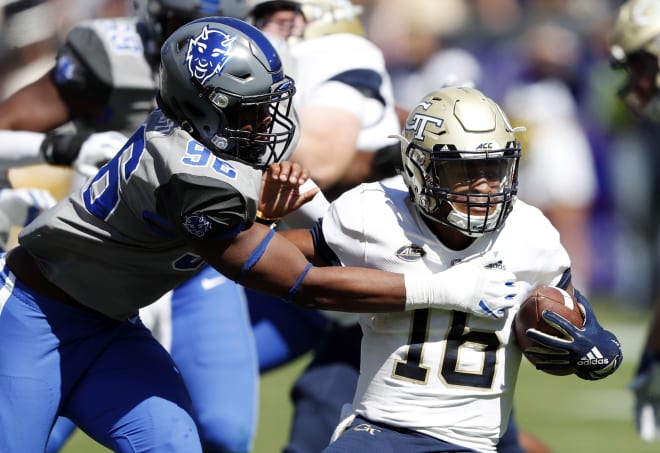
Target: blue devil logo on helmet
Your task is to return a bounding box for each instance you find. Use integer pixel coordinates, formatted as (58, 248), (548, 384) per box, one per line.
(186, 25), (236, 86)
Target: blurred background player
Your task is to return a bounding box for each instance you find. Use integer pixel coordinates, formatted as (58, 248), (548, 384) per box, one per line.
(250, 0), (401, 197)
(0, 1), (266, 452)
(610, 0), (660, 442)
(501, 19), (598, 294)
(0, 0), (60, 99)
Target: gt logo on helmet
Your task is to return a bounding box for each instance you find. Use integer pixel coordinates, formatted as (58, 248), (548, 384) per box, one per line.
(186, 26), (236, 86)
(405, 113), (444, 141)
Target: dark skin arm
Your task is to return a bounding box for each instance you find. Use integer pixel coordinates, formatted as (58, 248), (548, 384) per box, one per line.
(195, 223), (406, 312)
(190, 161), (407, 313)
(0, 71), (72, 131)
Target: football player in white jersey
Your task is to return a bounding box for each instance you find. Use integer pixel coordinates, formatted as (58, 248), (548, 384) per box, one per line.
(245, 3), (544, 452)
(278, 86), (622, 452)
(610, 0), (660, 442)
(0, 18), (530, 453)
(242, 2), (411, 451)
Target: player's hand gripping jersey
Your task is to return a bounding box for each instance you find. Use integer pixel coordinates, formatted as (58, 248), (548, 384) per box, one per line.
(317, 179), (570, 452)
(19, 110), (262, 319)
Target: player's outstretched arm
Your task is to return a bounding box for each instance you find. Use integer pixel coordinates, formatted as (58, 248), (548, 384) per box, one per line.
(206, 225), (525, 314)
(0, 130), (125, 177)
(200, 161), (525, 314)
(199, 222), (407, 312)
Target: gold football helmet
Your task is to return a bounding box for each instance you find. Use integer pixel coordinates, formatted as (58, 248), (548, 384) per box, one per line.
(396, 87), (522, 237)
(611, 0), (660, 120)
(248, 0), (364, 40)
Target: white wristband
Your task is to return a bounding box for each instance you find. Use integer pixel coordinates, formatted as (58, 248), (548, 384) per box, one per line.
(403, 254), (522, 318)
(404, 273), (432, 310)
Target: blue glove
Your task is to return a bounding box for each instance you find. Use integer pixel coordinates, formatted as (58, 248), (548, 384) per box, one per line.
(523, 289), (622, 380)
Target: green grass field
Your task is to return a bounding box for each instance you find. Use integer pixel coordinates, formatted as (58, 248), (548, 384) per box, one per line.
(60, 299), (658, 453)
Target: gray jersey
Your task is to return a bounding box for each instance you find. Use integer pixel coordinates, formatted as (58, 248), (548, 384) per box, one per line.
(19, 110), (263, 319)
(53, 17), (157, 136)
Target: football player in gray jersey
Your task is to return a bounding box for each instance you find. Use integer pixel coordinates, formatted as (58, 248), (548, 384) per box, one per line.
(0, 17), (528, 453)
(0, 2), (267, 452)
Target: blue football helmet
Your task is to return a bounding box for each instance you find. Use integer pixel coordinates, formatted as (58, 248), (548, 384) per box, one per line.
(158, 17), (297, 169)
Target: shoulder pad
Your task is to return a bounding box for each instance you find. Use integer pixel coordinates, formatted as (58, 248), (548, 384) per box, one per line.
(64, 17), (152, 89)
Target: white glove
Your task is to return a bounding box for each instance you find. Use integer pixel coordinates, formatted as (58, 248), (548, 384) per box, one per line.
(404, 252), (525, 318)
(73, 131), (127, 178)
(631, 352), (660, 442)
(0, 188), (56, 227)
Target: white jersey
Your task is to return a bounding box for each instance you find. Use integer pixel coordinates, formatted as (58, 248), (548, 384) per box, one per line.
(318, 179), (570, 452)
(290, 33), (400, 151)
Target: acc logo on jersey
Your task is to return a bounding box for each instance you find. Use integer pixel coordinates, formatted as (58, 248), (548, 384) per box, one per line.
(396, 244), (426, 262)
(182, 212), (213, 238)
(186, 25), (236, 86)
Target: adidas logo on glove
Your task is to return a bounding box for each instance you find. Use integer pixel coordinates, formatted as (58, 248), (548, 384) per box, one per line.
(577, 347), (609, 366)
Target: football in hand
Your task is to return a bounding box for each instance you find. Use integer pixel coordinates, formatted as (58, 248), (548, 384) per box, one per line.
(514, 286), (584, 374)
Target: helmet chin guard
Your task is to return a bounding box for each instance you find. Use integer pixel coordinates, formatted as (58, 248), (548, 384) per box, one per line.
(446, 202), (503, 238)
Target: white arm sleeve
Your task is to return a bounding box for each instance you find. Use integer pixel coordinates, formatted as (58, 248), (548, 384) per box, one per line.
(0, 131), (46, 169)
